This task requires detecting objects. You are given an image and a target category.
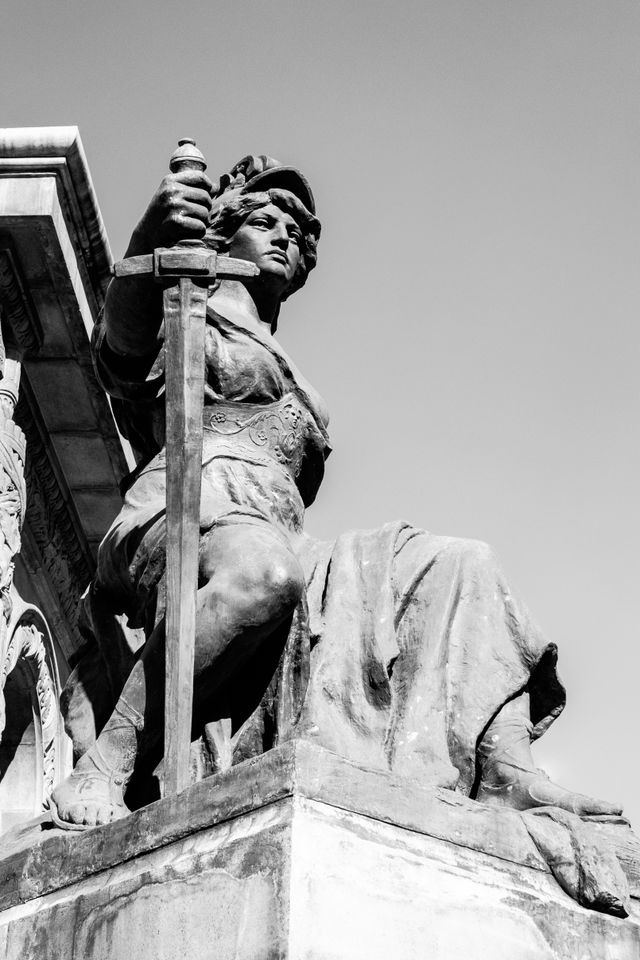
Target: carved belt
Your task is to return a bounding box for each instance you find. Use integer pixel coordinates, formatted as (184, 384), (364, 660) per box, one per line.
(202, 395), (310, 480)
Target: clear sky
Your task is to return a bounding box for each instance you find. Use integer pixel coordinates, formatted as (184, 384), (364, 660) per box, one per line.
(2, 1), (639, 825)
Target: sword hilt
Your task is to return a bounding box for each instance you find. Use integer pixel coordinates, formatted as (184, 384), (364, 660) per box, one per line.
(111, 139), (259, 283)
(170, 139), (208, 254)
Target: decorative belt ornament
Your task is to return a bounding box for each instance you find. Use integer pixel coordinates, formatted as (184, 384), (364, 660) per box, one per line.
(206, 398), (307, 478)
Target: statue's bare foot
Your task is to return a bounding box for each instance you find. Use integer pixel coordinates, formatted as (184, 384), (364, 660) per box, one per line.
(476, 759), (623, 818)
(47, 746), (130, 831)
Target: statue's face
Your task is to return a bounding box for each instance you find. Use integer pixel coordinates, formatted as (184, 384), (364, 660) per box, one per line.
(228, 202), (302, 295)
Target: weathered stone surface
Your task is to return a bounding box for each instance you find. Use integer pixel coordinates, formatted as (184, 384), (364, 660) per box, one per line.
(0, 743), (638, 959)
(288, 799), (639, 960)
(0, 802), (289, 960)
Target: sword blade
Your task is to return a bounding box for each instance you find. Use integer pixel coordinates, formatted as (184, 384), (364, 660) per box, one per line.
(163, 276), (207, 796)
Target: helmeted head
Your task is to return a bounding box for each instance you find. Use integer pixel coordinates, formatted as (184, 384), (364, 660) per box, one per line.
(204, 155), (321, 315)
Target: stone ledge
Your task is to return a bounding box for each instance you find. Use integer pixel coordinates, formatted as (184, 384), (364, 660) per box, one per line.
(1, 741), (638, 913)
(0, 760), (639, 959)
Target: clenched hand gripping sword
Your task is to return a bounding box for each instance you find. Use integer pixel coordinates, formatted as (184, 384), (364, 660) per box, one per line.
(112, 140), (259, 796)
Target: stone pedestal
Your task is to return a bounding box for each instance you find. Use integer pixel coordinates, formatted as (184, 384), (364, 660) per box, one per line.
(0, 742), (638, 959)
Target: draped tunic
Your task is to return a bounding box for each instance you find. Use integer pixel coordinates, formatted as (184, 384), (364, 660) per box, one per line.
(64, 307), (566, 800)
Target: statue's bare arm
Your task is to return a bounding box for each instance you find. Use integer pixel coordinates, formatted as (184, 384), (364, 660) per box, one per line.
(103, 170), (214, 359)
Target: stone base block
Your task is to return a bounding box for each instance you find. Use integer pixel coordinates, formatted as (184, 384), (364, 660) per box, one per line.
(0, 742), (638, 959)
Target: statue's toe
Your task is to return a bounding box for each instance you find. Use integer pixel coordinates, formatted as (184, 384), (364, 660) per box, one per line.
(46, 794), (89, 831)
(48, 765), (129, 831)
(81, 804), (99, 827)
(95, 803), (117, 825)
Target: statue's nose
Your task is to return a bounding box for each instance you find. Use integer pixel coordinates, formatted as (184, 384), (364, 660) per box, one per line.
(271, 222), (289, 246)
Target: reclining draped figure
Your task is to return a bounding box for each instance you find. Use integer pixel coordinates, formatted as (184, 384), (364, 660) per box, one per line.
(50, 153), (631, 915)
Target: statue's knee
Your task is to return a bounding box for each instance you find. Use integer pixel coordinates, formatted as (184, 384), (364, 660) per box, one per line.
(254, 549), (304, 612)
(203, 545), (303, 621)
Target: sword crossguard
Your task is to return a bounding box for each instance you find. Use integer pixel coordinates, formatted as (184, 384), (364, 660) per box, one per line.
(111, 248), (259, 283)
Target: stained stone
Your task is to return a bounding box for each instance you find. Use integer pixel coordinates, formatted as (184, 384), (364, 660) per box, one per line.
(0, 744), (638, 960)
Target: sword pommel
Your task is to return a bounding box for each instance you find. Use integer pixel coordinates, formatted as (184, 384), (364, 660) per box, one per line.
(170, 138), (207, 174)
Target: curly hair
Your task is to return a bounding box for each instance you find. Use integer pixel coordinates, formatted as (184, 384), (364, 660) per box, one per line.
(204, 187), (321, 303)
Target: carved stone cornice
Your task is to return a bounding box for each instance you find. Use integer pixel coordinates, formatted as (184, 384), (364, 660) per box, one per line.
(0, 250), (42, 356)
(15, 380), (94, 657)
(0, 126), (113, 312)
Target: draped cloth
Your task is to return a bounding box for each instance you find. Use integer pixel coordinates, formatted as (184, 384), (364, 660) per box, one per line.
(65, 521), (565, 796)
(226, 522), (565, 797)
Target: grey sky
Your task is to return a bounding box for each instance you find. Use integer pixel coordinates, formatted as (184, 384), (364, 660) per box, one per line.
(2, 0), (639, 822)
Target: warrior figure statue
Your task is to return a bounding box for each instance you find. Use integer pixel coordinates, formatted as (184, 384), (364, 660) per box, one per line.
(50, 151), (629, 915)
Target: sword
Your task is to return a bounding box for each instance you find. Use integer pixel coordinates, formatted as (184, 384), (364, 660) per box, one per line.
(112, 139), (259, 796)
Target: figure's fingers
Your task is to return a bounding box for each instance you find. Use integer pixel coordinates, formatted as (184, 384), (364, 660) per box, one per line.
(162, 191), (212, 233)
(175, 200), (212, 223)
(176, 187), (214, 212)
(161, 200), (212, 233)
(161, 211), (208, 242)
(169, 169), (214, 194)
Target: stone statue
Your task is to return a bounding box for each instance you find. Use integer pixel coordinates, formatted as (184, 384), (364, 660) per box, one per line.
(49, 154), (630, 914)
